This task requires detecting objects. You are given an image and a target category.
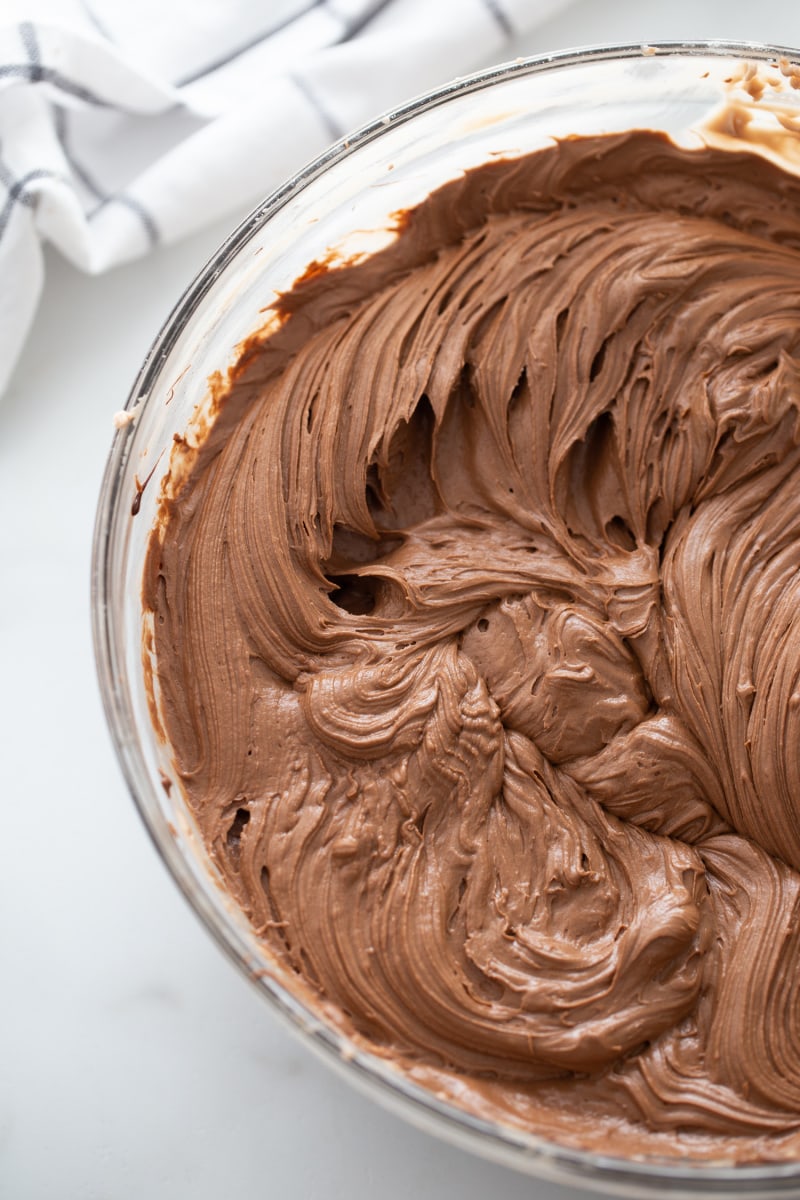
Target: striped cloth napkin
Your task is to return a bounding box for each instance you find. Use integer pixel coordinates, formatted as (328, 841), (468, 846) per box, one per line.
(0, 0), (573, 394)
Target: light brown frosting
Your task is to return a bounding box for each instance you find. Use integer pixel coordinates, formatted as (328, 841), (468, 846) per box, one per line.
(144, 130), (800, 1162)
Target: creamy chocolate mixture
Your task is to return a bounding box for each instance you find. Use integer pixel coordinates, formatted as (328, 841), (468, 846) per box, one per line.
(145, 129), (800, 1162)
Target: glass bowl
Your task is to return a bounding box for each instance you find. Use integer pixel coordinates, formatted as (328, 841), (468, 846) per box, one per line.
(92, 41), (800, 1198)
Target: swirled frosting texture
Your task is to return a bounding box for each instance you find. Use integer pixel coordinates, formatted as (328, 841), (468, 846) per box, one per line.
(146, 131), (800, 1160)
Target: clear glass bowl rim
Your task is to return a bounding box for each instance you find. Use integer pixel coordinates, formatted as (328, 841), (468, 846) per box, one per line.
(92, 39), (800, 1197)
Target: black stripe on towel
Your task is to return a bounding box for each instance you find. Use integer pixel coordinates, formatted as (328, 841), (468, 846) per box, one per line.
(290, 71), (344, 141)
(175, 0), (328, 88)
(0, 168), (62, 244)
(480, 0), (514, 37)
(89, 192), (160, 247)
(334, 0), (395, 42)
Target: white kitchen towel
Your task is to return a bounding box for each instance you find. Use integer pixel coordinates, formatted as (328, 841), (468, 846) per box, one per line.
(0, 0), (574, 395)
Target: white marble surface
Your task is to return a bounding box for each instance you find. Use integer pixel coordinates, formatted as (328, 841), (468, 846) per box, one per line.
(3, 3), (800, 1198)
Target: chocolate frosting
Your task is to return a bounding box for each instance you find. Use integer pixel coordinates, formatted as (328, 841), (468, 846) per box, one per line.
(145, 129), (800, 1161)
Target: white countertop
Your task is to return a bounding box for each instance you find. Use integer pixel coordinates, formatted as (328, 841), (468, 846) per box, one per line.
(4, 2), (800, 1197)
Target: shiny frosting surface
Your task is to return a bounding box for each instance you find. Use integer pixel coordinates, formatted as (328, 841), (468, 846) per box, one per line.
(145, 129), (800, 1161)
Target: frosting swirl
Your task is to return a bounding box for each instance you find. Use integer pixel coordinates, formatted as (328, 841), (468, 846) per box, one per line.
(145, 130), (800, 1161)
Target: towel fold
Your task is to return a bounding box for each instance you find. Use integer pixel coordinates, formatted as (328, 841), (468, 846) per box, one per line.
(1, 0), (572, 394)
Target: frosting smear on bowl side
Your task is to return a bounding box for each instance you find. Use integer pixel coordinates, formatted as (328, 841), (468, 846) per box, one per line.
(144, 129), (800, 1162)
